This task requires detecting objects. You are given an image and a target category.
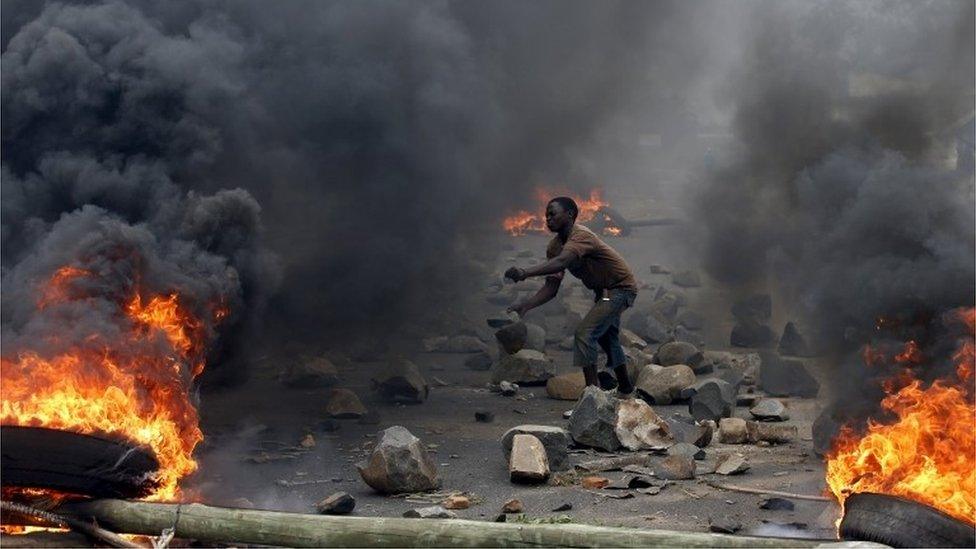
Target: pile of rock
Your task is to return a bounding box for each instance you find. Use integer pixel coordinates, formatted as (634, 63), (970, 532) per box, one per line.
(566, 387), (674, 452)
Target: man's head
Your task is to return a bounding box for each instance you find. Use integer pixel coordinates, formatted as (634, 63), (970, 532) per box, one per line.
(546, 196), (578, 233)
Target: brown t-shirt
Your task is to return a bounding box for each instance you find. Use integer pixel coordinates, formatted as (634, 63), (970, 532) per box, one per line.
(546, 224), (638, 291)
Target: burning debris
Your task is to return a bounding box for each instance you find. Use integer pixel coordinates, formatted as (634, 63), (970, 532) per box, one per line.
(502, 188), (679, 237)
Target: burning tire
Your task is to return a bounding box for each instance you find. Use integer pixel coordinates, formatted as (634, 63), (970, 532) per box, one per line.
(1, 426), (159, 498)
(840, 492), (975, 548)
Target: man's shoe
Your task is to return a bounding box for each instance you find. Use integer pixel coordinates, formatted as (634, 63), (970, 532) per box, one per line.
(597, 371), (618, 390)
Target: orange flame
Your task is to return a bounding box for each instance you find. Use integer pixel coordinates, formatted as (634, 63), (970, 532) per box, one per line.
(826, 308), (976, 525)
(502, 188), (621, 236)
(1, 268), (225, 500)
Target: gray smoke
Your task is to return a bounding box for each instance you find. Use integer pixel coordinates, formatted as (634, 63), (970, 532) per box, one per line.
(692, 1), (974, 398)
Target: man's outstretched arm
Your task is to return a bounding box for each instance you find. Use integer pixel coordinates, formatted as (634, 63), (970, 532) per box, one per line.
(504, 249), (576, 282)
(508, 276), (561, 317)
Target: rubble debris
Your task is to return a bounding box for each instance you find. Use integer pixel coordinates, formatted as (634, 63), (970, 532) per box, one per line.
(403, 506), (457, 519)
(674, 325), (705, 348)
(502, 425), (571, 471)
(620, 329), (648, 349)
(576, 454), (650, 473)
(567, 386), (620, 451)
(714, 454), (750, 475)
(316, 492), (355, 515)
(326, 388), (368, 419)
(581, 476), (610, 489)
(614, 399), (673, 451)
(665, 415), (713, 447)
(668, 442), (706, 461)
(671, 270), (701, 288)
(371, 359), (429, 404)
(495, 322), (529, 355)
(745, 421), (797, 444)
(524, 323), (547, 353)
(656, 455), (696, 480)
(778, 322), (812, 357)
(501, 499), (524, 513)
(545, 372), (585, 401)
(624, 311), (671, 344)
(635, 364), (696, 405)
(509, 434), (550, 484)
(475, 411), (495, 423)
(653, 341), (703, 369)
(759, 497), (796, 511)
(749, 399), (789, 421)
(675, 309), (704, 331)
(552, 502), (573, 512)
(357, 426), (440, 494)
(687, 379), (735, 422)
(443, 495), (471, 510)
(758, 352), (820, 398)
(491, 350), (555, 384)
(730, 319), (776, 348)
(718, 417), (749, 444)
(423, 335), (489, 354)
(464, 350), (494, 371)
(280, 356), (340, 388)
(499, 381), (519, 396)
(709, 517), (742, 534)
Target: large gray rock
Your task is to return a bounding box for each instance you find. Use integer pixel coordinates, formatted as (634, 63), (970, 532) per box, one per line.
(674, 326), (705, 348)
(687, 379), (735, 422)
(778, 322), (812, 357)
(614, 399), (673, 451)
(509, 434), (550, 483)
(495, 322), (528, 355)
(357, 426), (440, 494)
(372, 359), (429, 403)
(653, 341), (704, 369)
(635, 364), (696, 405)
(316, 492), (355, 515)
(567, 387), (620, 451)
(750, 398), (789, 421)
(758, 352), (820, 398)
(623, 312), (669, 344)
(327, 388), (368, 419)
(280, 356), (340, 388)
(620, 329), (648, 350)
(501, 425), (572, 470)
(718, 417), (749, 444)
(666, 414), (713, 447)
(730, 320), (776, 348)
(524, 323), (546, 352)
(490, 349), (555, 385)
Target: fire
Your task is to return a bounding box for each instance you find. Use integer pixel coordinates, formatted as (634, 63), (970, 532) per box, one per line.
(826, 308), (976, 526)
(1, 267), (227, 500)
(502, 188), (621, 236)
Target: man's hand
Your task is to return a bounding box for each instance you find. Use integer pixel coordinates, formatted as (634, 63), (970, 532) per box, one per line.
(504, 266), (527, 282)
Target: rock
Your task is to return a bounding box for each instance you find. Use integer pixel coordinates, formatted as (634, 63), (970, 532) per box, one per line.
(495, 322), (529, 355)
(546, 372), (585, 400)
(778, 322), (812, 357)
(443, 495), (470, 510)
(731, 294), (771, 323)
(280, 356), (339, 388)
(648, 264), (670, 274)
(551, 502), (573, 512)
(649, 295), (680, 321)
(750, 399), (789, 421)
(356, 426), (440, 494)
(714, 453), (750, 475)
(567, 387), (620, 451)
(668, 442), (706, 460)
(666, 415), (713, 447)
(509, 434), (550, 483)
(673, 326), (705, 348)
(371, 359), (429, 404)
(501, 499), (524, 513)
(465, 350), (494, 371)
(499, 380), (519, 396)
(326, 388), (368, 419)
(718, 417), (749, 444)
(730, 320), (776, 348)
(653, 341), (703, 369)
(746, 421), (797, 444)
(759, 497), (795, 511)
(675, 309), (704, 331)
(491, 350), (555, 385)
(403, 506), (456, 519)
(812, 407), (845, 456)
(501, 425), (572, 471)
(624, 312), (671, 344)
(614, 399), (673, 451)
(656, 454), (696, 480)
(316, 492), (355, 515)
(475, 411), (495, 423)
(759, 353), (820, 398)
(301, 434), (316, 448)
(525, 323), (547, 352)
(620, 329), (648, 350)
(712, 365), (745, 394)
(581, 476), (610, 489)
(687, 379), (735, 422)
(562, 410), (573, 419)
(558, 336), (575, 351)
(709, 517), (742, 534)
(635, 364), (696, 405)
(671, 270), (701, 288)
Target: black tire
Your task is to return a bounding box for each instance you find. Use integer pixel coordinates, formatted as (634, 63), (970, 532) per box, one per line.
(1, 426), (159, 498)
(840, 492), (975, 548)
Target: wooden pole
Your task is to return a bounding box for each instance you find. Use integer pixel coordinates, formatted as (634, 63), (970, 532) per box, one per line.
(704, 481), (834, 502)
(59, 499), (831, 548)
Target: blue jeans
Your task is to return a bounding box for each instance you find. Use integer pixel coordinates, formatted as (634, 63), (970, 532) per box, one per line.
(573, 289), (637, 370)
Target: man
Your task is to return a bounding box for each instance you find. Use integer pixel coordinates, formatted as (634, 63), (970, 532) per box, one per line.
(504, 196), (638, 396)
